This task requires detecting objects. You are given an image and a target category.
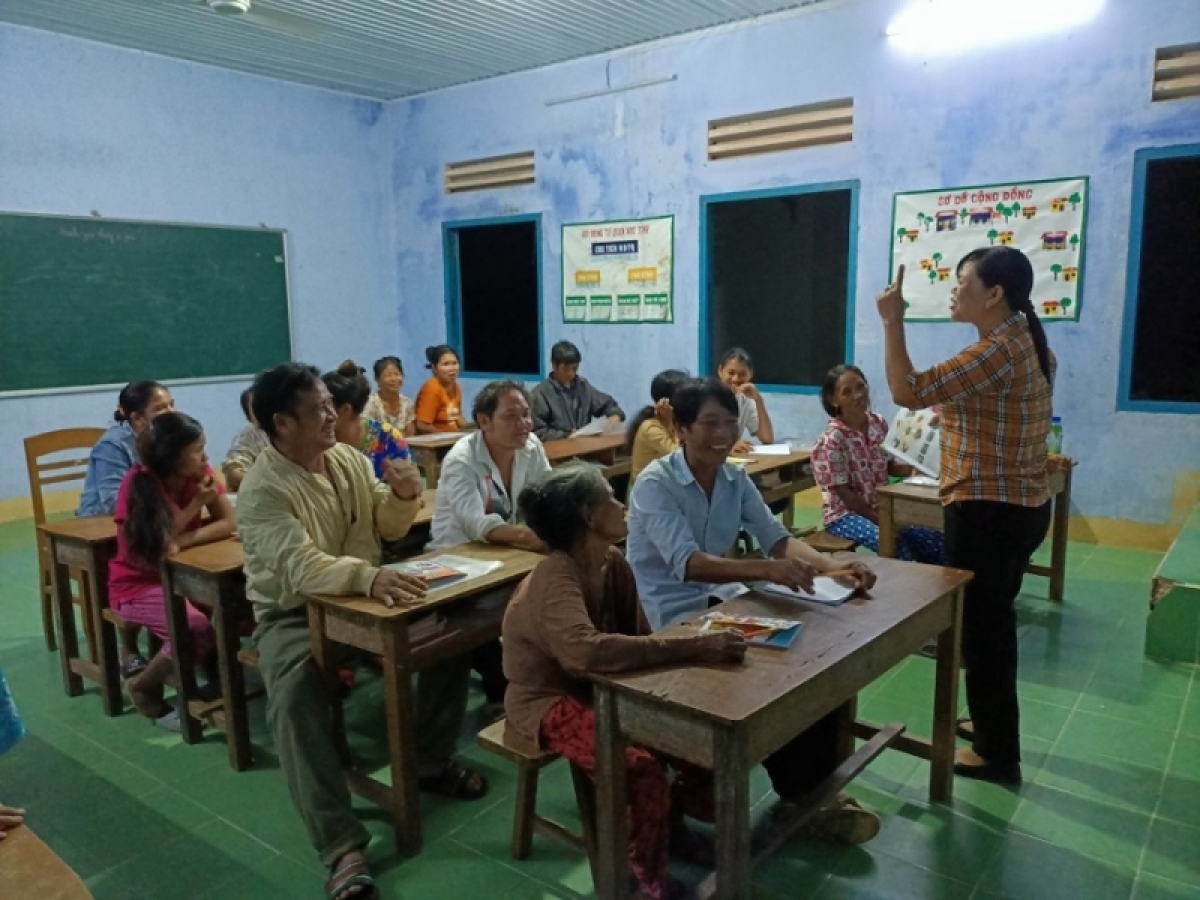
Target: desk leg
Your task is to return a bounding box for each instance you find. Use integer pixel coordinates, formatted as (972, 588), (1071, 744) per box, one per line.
(382, 624), (422, 857)
(162, 564), (203, 744)
(713, 728), (750, 900)
(1048, 469), (1071, 603)
(87, 549), (122, 717)
(592, 686), (628, 900)
(878, 496), (897, 559)
(930, 585), (964, 803)
(51, 553), (84, 698)
(306, 605), (351, 767)
(214, 585), (252, 770)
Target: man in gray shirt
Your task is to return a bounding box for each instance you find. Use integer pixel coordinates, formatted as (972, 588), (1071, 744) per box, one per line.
(529, 340), (625, 440)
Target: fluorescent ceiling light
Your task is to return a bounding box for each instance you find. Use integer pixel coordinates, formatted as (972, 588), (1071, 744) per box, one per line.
(886, 0), (1104, 54)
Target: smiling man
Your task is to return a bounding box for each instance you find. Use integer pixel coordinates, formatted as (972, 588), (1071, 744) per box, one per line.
(237, 362), (488, 900)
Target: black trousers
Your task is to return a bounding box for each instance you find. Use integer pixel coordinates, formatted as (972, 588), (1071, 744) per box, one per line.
(472, 639), (508, 704)
(761, 708), (844, 801)
(944, 499), (1051, 765)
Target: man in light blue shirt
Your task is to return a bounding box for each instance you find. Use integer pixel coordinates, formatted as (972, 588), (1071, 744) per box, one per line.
(626, 378), (880, 845)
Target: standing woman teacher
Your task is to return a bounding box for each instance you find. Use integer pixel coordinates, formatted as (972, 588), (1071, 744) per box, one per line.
(876, 246), (1054, 785)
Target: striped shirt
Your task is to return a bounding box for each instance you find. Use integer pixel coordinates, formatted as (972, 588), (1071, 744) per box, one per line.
(908, 314), (1054, 507)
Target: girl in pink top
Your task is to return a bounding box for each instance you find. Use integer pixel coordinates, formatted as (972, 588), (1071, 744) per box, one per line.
(111, 412), (235, 729)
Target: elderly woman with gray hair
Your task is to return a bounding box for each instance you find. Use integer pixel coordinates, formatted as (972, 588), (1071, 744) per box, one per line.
(501, 463), (744, 900)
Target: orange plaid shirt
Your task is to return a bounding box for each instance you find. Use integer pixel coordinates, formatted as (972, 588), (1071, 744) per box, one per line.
(909, 314), (1055, 507)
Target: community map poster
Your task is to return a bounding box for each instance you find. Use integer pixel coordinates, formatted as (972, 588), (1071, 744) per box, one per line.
(561, 215), (674, 324)
(890, 177), (1089, 322)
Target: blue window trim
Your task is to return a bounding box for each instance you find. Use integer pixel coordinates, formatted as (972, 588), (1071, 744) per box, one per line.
(442, 213), (545, 381)
(699, 180), (859, 395)
(1118, 144), (1200, 415)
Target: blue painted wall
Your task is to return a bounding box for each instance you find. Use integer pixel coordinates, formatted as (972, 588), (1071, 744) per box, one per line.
(391, 0), (1200, 525)
(0, 24), (397, 500)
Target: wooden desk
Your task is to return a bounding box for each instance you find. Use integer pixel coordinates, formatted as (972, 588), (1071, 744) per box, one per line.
(588, 559), (971, 900)
(0, 826), (93, 899)
(877, 463), (1073, 602)
(37, 517), (121, 716)
(161, 538), (254, 769)
(407, 433), (467, 488)
(738, 449), (815, 523)
(543, 432), (626, 466)
(306, 543), (544, 856)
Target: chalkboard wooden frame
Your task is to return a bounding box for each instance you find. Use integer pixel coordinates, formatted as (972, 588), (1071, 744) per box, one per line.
(0, 212), (293, 398)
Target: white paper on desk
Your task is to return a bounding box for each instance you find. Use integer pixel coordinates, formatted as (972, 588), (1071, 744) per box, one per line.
(905, 474), (939, 487)
(750, 443), (794, 456)
(759, 577), (856, 607)
(405, 432), (467, 446)
(570, 419), (605, 437)
(383, 554), (502, 589)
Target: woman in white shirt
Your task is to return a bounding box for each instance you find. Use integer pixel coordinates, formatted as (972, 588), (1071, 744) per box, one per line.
(427, 379), (552, 720)
(717, 347), (775, 454)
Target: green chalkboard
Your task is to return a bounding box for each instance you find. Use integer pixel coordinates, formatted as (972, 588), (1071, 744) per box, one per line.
(0, 213), (292, 395)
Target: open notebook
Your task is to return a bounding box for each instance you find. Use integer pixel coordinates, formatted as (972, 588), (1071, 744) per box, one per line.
(759, 576), (857, 607)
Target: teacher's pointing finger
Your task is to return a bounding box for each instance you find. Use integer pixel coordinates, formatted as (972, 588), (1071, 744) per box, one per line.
(876, 264), (908, 323)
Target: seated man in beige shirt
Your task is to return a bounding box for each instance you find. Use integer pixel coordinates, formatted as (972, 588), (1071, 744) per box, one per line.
(237, 363), (488, 900)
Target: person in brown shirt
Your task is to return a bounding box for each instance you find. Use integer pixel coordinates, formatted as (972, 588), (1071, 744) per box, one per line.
(503, 462), (743, 900)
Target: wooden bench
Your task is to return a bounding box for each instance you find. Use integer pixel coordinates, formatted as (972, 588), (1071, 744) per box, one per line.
(476, 718), (597, 869)
(1146, 504), (1200, 664)
(794, 526), (859, 554)
(0, 826), (93, 899)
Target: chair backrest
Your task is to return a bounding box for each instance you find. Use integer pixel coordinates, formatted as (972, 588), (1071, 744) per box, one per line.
(23, 428), (107, 528)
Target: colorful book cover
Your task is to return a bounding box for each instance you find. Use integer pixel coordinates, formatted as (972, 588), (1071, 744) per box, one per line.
(699, 612), (802, 649)
(395, 559), (467, 588)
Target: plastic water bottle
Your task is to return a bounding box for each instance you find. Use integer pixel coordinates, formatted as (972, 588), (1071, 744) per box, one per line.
(1047, 416), (1063, 456)
(0, 667), (24, 757)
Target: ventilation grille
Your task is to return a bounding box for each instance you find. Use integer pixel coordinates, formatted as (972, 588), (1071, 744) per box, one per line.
(444, 151), (535, 193)
(1153, 43), (1200, 102)
(708, 98), (853, 161)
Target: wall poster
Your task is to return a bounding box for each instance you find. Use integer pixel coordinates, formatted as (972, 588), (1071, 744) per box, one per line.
(890, 177), (1088, 322)
(561, 215), (674, 324)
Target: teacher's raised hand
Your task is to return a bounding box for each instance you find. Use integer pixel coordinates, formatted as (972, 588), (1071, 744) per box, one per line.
(876, 264), (907, 325)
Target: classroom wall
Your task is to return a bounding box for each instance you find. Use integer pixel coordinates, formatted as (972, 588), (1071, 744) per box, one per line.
(390, 0), (1200, 535)
(0, 24), (397, 506)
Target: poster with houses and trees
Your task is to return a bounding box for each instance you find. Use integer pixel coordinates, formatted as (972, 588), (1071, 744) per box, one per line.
(890, 177), (1088, 322)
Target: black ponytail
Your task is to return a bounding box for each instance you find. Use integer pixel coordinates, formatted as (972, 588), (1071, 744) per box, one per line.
(115, 381), (167, 424)
(124, 412), (204, 566)
(958, 247), (1053, 386)
(625, 369), (691, 454)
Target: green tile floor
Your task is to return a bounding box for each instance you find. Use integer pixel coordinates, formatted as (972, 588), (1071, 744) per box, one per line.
(2, 512), (1198, 899)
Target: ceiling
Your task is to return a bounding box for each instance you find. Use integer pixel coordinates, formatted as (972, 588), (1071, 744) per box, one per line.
(0, 0), (827, 100)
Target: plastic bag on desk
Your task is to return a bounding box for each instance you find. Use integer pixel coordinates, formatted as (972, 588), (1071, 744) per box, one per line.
(0, 667), (25, 757)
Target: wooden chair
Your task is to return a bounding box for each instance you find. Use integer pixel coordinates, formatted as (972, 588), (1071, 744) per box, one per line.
(795, 527), (859, 555)
(23, 428), (105, 652)
(477, 718), (597, 872)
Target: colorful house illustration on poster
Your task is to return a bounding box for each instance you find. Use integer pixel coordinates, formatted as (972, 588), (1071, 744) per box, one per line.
(890, 176), (1088, 322)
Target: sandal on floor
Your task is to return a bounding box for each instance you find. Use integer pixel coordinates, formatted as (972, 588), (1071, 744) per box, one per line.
(956, 717), (975, 741)
(326, 855), (376, 900)
(418, 759), (489, 800)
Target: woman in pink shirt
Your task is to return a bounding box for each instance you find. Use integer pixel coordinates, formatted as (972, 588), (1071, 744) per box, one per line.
(110, 412), (235, 729)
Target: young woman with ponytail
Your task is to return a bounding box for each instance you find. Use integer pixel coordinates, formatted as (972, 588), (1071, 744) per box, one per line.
(876, 246), (1055, 786)
(109, 412), (236, 729)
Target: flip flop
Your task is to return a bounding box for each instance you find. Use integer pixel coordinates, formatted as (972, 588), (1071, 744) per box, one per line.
(418, 759), (489, 800)
(326, 855), (376, 900)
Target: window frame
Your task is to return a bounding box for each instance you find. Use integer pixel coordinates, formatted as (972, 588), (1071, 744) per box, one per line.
(442, 212), (545, 381)
(1118, 144), (1200, 415)
(698, 180), (859, 395)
